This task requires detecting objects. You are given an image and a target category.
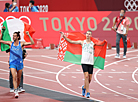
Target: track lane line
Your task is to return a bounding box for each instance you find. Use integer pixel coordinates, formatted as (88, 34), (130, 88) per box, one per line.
(94, 56), (138, 100)
(56, 64), (104, 102)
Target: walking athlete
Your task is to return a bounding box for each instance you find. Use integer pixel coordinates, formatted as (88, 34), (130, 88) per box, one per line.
(0, 31), (34, 98)
(60, 30), (105, 98)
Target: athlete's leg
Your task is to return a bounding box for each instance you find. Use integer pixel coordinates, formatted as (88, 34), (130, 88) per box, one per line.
(88, 65), (93, 83)
(19, 71), (23, 88)
(89, 74), (92, 83)
(10, 68), (17, 89)
(9, 70), (13, 88)
(17, 69), (23, 88)
(84, 72), (89, 93)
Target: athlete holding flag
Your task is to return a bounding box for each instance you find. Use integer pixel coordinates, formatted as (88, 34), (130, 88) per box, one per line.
(0, 31), (34, 98)
(60, 30), (105, 98)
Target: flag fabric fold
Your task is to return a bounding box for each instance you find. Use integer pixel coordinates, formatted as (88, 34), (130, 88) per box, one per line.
(1, 19), (35, 51)
(58, 32), (107, 70)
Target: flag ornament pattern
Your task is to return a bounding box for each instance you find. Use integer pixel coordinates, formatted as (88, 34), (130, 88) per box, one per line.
(58, 32), (107, 70)
(1, 19), (35, 51)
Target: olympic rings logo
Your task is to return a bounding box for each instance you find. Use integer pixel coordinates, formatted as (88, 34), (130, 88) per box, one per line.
(0, 16), (31, 30)
(124, 0), (138, 11)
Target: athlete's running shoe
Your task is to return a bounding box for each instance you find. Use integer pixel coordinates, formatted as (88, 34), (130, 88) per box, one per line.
(86, 92), (90, 98)
(10, 88), (14, 92)
(14, 89), (19, 98)
(82, 85), (86, 97)
(18, 87), (25, 93)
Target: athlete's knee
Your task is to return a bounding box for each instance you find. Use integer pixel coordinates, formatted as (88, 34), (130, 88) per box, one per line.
(17, 76), (21, 82)
(85, 75), (89, 79)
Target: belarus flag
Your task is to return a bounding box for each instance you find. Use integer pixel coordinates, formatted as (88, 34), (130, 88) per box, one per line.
(58, 32), (107, 70)
(1, 19), (35, 51)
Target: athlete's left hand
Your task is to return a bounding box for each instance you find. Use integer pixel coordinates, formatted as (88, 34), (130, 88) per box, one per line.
(26, 31), (30, 36)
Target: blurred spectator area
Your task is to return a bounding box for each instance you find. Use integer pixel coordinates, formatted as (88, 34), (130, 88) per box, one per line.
(0, 0), (19, 12)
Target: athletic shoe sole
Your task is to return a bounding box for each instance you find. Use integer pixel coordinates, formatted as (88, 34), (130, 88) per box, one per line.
(15, 95), (19, 98)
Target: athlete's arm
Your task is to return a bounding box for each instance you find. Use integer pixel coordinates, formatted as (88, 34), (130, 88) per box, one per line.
(23, 31), (34, 46)
(0, 35), (12, 46)
(60, 32), (82, 45)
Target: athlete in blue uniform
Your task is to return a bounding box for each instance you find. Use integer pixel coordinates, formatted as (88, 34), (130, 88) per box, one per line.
(0, 31), (34, 98)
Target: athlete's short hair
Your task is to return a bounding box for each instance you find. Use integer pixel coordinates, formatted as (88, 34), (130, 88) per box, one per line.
(14, 31), (21, 40)
(87, 30), (92, 34)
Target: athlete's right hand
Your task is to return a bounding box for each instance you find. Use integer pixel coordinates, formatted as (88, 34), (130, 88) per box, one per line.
(60, 32), (64, 37)
(26, 31), (30, 35)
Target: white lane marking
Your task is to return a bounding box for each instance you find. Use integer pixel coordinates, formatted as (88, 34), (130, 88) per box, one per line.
(76, 69), (81, 71)
(102, 92), (107, 94)
(90, 89), (95, 91)
(132, 68), (138, 84)
(78, 86), (82, 88)
(0, 69), (57, 83)
(114, 94), (119, 96)
(25, 66), (57, 74)
(56, 64), (104, 102)
(62, 72), (136, 74)
(61, 74), (66, 76)
(94, 56), (138, 100)
(124, 65), (129, 67)
(97, 74), (102, 76)
(135, 67), (138, 68)
(106, 50), (138, 57)
(72, 76), (76, 78)
(0, 77), (94, 101)
(111, 69), (116, 71)
(137, 61), (138, 62)
(129, 89), (134, 91)
(121, 71), (127, 73)
(93, 81), (97, 83)
(24, 74), (57, 83)
(67, 84), (72, 86)
(113, 62), (118, 64)
(41, 55), (57, 60)
(0, 55), (57, 58)
(117, 86), (122, 88)
(108, 76), (113, 78)
(25, 59), (64, 68)
(105, 84), (110, 86)
(0, 73), (7, 74)
(0, 61), (57, 74)
(119, 78), (125, 80)
(131, 81), (136, 83)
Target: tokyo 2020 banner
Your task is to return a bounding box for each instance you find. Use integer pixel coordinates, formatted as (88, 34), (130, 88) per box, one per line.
(0, 11), (138, 47)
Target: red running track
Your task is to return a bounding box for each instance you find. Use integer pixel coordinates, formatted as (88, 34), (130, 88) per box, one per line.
(0, 48), (138, 102)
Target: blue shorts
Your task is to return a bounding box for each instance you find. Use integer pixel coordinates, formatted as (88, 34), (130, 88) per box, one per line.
(9, 64), (23, 71)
